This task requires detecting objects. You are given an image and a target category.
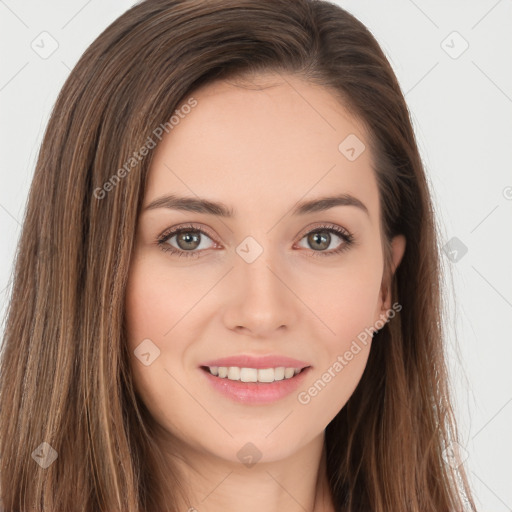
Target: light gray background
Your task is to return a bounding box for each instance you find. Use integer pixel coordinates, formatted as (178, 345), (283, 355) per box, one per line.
(1, 1), (511, 510)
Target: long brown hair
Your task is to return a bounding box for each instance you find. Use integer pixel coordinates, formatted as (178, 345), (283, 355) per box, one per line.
(0, 0), (477, 510)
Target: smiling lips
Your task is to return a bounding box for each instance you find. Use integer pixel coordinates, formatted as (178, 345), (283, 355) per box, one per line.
(199, 354), (312, 404)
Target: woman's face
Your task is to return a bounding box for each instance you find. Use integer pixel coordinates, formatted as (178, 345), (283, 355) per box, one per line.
(125, 73), (405, 464)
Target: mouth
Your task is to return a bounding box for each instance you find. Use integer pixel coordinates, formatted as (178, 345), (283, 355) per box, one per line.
(199, 365), (312, 404)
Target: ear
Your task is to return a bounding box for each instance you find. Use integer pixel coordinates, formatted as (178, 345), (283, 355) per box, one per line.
(379, 234), (406, 315)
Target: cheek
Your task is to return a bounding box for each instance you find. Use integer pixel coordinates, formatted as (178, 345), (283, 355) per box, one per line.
(124, 254), (207, 349)
(293, 301), (378, 430)
(292, 255), (382, 421)
(297, 341), (371, 429)
(300, 253), (384, 346)
(124, 251), (224, 402)
(124, 256), (191, 395)
(329, 273), (380, 346)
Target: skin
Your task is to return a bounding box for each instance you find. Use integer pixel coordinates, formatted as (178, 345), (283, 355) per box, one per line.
(125, 72), (406, 512)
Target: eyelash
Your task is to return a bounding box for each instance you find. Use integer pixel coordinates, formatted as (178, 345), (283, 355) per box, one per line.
(155, 222), (355, 259)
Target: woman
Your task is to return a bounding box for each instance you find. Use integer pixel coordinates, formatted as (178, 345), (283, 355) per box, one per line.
(0, 0), (477, 510)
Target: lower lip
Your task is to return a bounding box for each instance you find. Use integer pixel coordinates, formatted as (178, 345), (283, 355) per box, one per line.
(199, 366), (312, 404)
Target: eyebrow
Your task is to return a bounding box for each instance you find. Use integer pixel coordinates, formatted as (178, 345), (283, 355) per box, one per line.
(143, 193), (369, 217)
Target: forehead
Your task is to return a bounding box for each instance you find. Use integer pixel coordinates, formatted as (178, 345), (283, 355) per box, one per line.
(144, 73), (379, 223)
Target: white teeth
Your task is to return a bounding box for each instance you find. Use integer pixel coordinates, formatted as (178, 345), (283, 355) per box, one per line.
(258, 368), (276, 382)
(228, 367), (240, 380)
(284, 368), (295, 379)
(206, 366), (304, 383)
(273, 367), (285, 381)
(240, 367), (257, 382)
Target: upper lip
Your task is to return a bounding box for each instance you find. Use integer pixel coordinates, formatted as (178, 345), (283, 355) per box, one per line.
(200, 355), (311, 370)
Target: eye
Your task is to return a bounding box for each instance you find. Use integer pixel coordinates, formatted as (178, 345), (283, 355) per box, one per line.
(295, 223), (354, 257)
(156, 223), (218, 258)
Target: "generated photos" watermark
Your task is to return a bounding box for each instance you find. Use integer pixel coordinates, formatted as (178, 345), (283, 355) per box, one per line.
(93, 96), (198, 200)
(297, 301), (402, 405)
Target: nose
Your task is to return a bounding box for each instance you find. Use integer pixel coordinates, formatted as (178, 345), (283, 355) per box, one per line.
(221, 250), (299, 337)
